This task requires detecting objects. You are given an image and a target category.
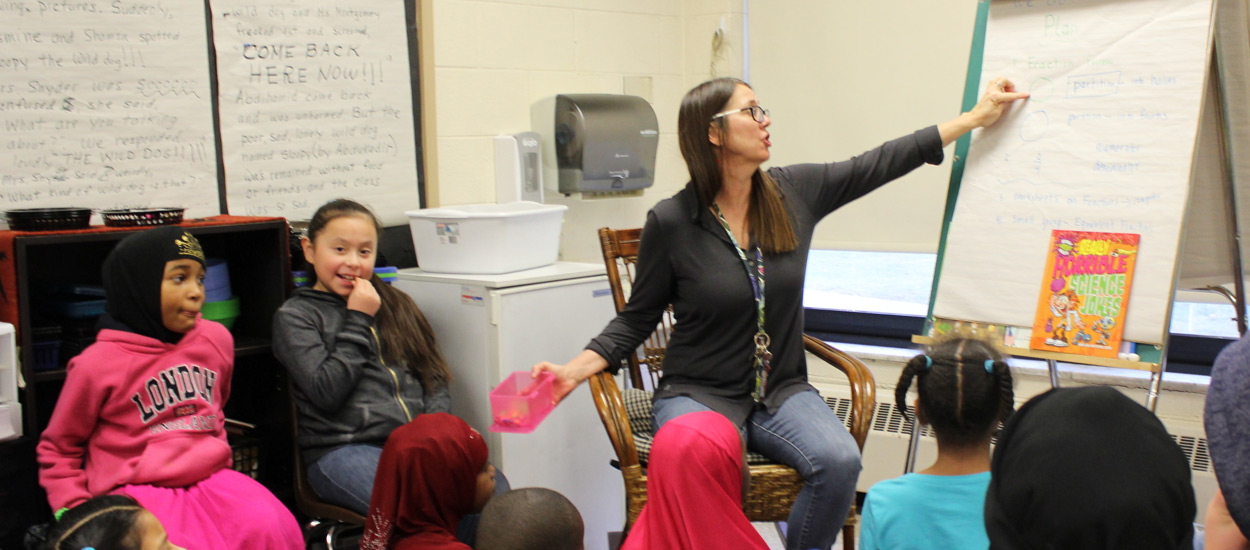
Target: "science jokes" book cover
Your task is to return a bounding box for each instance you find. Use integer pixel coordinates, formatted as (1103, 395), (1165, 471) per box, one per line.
(1030, 230), (1139, 358)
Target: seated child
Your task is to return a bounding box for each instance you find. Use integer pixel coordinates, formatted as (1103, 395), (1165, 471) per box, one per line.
(860, 337), (1015, 550)
(43, 494), (182, 550)
(1206, 491), (1250, 550)
(359, 412), (497, 550)
(36, 226), (302, 550)
(476, 488), (584, 550)
(274, 198), (507, 543)
(622, 411), (768, 550)
(985, 386), (1196, 549)
(1204, 332), (1250, 550)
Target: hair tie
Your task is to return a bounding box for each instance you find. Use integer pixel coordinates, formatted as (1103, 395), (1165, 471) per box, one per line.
(54, 507), (69, 522)
(985, 359), (995, 373)
(83, 547), (95, 550)
(922, 356), (932, 370)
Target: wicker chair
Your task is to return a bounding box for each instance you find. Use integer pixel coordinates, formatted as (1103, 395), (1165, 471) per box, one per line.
(591, 227), (877, 549)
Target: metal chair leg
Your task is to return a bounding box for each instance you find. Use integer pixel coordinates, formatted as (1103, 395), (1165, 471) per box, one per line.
(302, 519), (322, 547)
(324, 523), (337, 550)
(904, 416), (922, 474)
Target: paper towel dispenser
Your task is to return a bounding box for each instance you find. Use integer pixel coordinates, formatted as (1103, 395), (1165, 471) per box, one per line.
(531, 94), (659, 195)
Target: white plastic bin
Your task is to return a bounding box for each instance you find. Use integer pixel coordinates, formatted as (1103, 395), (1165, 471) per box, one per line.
(406, 202), (568, 274)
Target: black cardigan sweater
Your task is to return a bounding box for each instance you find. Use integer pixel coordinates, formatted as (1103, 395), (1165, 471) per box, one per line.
(586, 126), (944, 426)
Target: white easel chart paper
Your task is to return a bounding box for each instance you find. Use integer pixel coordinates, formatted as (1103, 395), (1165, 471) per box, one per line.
(933, 0), (1214, 345)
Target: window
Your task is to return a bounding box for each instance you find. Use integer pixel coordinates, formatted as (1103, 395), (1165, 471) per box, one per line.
(804, 250), (934, 316)
(804, 249), (1241, 374)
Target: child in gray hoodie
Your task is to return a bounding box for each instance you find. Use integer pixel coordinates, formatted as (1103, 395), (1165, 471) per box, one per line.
(273, 199), (506, 543)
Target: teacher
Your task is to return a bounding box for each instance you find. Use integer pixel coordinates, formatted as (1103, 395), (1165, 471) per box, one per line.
(533, 76), (1027, 550)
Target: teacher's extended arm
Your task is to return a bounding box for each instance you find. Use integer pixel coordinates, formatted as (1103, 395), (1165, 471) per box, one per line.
(938, 76), (1030, 147)
(532, 350), (611, 405)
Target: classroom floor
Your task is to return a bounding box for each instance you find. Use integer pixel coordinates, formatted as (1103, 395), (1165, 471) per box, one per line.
(752, 522), (851, 550)
(319, 521), (845, 549)
(754, 522), (787, 548)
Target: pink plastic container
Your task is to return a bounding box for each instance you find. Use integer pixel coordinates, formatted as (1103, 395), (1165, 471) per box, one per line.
(489, 371), (556, 433)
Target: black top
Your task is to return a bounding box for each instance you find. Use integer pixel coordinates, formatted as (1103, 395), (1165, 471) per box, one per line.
(586, 126), (944, 426)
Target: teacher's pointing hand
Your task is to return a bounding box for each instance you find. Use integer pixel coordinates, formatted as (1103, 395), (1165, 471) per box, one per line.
(938, 75), (1030, 146)
(970, 76), (1030, 128)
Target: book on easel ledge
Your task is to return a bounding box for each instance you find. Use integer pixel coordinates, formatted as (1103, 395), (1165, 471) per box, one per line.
(1029, 230), (1140, 359)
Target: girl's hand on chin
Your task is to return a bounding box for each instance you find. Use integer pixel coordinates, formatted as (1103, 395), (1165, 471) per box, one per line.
(346, 276), (381, 316)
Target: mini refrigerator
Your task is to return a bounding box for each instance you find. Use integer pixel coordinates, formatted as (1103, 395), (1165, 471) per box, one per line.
(394, 262), (623, 550)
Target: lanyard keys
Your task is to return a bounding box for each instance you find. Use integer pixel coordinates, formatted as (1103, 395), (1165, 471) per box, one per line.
(752, 331), (772, 402)
(754, 332), (772, 370)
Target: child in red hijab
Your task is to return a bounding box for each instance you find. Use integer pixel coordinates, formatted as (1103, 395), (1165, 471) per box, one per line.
(360, 412), (496, 550)
(622, 411), (768, 550)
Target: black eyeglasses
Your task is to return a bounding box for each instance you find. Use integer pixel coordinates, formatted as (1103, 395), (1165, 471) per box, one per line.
(711, 105), (769, 123)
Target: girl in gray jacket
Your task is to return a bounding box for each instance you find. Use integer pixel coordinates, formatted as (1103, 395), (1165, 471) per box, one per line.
(273, 199), (504, 533)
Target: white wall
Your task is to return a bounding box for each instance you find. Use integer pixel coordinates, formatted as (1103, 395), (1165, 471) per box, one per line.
(428, 0), (749, 262)
(749, 1), (980, 253)
(423, 0), (986, 256)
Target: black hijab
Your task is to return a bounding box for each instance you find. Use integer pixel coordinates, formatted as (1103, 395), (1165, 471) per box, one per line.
(985, 386), (1195, 550)
(101, 226), (206, 344)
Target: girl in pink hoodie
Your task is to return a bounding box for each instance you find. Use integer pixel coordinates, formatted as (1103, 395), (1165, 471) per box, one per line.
(36, 226), (301, 550)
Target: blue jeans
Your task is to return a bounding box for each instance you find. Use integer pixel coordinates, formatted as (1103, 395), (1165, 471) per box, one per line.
(308, 444), (511, 546)
(654, 390), (861, 550)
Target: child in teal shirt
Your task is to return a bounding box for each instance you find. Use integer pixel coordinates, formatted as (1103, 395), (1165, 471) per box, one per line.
(860, 337), (1015, 550)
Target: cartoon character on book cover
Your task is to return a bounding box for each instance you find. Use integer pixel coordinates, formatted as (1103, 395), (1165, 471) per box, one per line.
(1030, 230), (1139, 358)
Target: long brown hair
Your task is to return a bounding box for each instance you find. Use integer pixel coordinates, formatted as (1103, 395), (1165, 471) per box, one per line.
(306, 199), (452, 389)
(677, 77), (797, 253)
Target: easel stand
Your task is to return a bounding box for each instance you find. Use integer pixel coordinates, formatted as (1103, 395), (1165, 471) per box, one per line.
(904, 0), (1250, 475)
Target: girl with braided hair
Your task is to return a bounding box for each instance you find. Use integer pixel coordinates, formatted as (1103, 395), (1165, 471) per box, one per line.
(43, 495), (184, 550)
(858, 337), (1015, 550)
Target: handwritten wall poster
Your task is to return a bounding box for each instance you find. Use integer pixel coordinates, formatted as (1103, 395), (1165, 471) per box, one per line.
(1030, 230), (1138, 358)
(211, 0), (422, 225)
(932, 0), (1214, 345)
(0, 1), (220, 217)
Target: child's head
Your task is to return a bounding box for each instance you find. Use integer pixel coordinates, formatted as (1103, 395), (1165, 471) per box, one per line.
(302, 198), (382, 300)
(623, 411), (768, 549)
(103, 227), (206, 343)
(1205, 333), (1250, 539)
(895, 337), (1014, 447)
(476, 488), (584, 550)
(473, 461), (498, 513)
(44, 495), (185, 550)
(986, 386), (1195, 548)
(359, 413), (492, 548)
(302, 198), (452, 390)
